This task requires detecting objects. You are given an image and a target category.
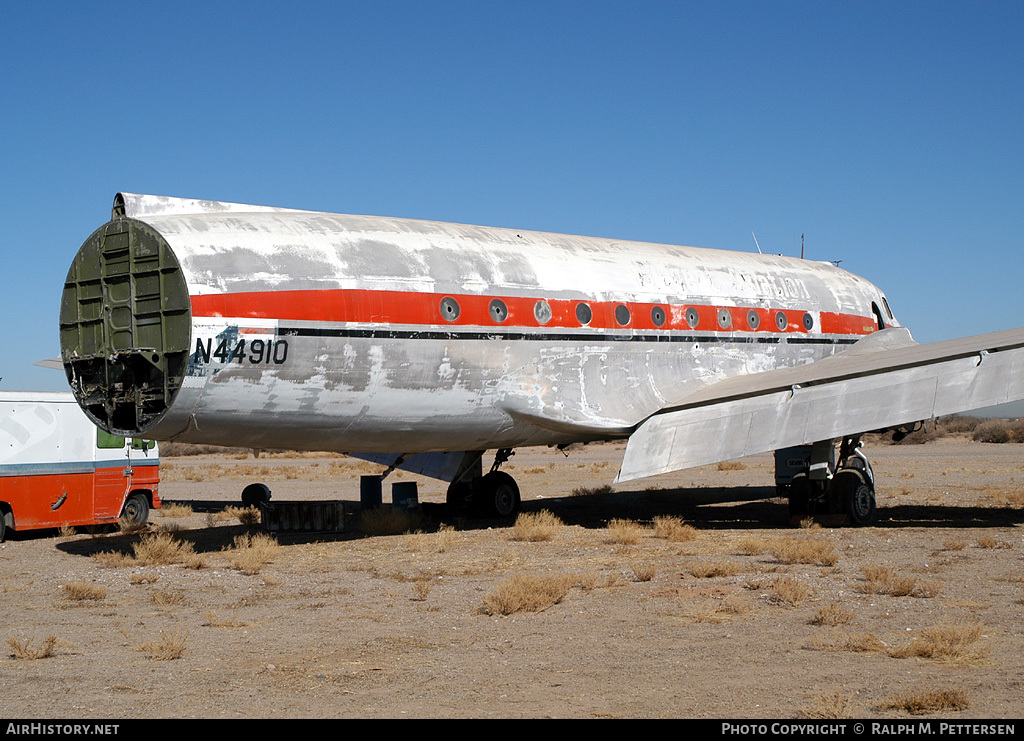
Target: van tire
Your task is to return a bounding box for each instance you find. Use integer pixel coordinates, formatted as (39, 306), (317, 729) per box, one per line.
(122, 493), (150, 526)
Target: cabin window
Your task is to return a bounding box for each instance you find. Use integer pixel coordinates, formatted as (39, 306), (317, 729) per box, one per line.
(717, 309), (732, 329)
(651, 306), (666, 327)
(614, 304), (631, 326)
(439, 297), (460, 322)
(685, 307), (699, 329)
(802, 313), (814, 330)
(96, 429), (126, 449)
(575, 302), (592, 326)
(489, 299), (508, 323)
(534, 300), (552, 325)
(775, 311), (788, 331)
(747, 310), (760, 330)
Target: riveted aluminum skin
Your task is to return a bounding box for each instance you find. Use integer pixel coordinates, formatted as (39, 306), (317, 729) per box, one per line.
(59, 193), (895, 457)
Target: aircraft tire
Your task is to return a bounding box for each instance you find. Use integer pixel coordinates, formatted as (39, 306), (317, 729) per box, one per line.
(122, 493), (150, 527)
(476, 471), (521, 519)
(834, 470), (877, 527)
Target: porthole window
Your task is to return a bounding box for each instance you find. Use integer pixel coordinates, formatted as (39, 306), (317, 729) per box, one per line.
(614, 304), (631, 326)
(575, 302), (592, 326)
(747, 310), (760, 330)
(440, 297), (460, 322)
(651, 306), (666, 327)
(717, 309), (732, 329)
(775, 311), (788, 331)
(685, 307), (699, 329)
(534, 300), (552, 325)
(489, 299), (508, 323)
(802, 312), (814, 331)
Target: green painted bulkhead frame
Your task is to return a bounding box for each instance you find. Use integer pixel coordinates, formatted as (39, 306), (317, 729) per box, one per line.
(59, 218), (192, 435)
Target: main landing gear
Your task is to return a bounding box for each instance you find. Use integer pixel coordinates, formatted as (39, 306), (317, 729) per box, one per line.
(776, 436), (877, 527)
(446, 449), (522, 519)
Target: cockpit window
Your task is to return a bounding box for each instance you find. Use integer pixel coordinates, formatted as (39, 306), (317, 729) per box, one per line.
(871, 302), (886, 331)
(882, 296), (893, 320)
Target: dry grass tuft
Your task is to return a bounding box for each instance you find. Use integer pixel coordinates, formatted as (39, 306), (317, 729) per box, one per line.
(481, 573), (575, 615)
(810, 602), (854, 627)
(433, 524), (459, 552)
(226, 533), (280, 575)
(60, 582), (107, 601)
(633, 564), (656, 582)
(604, 518), (645, 545)
(91, 550), (135, 568)
(942, 536), (967, 551)
(881, 687), (970, 715)
(7, 635), (58, 660)
(859, 564), (942, 598)
(510, 511), (563, 542)
(767, 536), (838, 566)
(133, 532), (188, 566)
(159, 503), (194, 518)
(570, 484), (614, 497)
(716, 460), (746, 471)
(766, 576), (810, 606)
(800, 690), (858, 719)
(889, 621), (989, 664)
(809, 630), (889, 654)
(135, 629), (187, 660)
(652, 516), (698, 542)
(689, 560), (743, 579)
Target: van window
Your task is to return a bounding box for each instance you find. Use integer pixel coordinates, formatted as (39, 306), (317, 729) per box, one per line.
(132, 439), (156, 450)
(96, 429), (126, 449)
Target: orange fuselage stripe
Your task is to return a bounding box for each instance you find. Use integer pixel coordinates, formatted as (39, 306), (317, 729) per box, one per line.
(190, 289), (876, 336)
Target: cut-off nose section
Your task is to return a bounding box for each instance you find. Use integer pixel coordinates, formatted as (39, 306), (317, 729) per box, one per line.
(59, 217), (192, 435)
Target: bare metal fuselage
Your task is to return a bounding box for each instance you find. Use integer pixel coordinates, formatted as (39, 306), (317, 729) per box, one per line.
(59, 194), (895, 457)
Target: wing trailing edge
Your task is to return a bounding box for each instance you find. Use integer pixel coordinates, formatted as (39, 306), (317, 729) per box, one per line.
(616, 327), (1024, 483)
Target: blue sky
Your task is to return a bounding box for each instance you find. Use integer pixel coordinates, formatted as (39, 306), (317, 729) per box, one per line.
(2, 1), (1022, 396)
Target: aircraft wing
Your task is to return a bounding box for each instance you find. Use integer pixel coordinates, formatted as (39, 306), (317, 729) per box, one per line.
(616, 326), (1024, 482)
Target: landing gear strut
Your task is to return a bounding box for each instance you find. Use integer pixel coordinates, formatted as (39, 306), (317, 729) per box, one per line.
(778, 436), (877, 526)
(445, 449), (521, 519)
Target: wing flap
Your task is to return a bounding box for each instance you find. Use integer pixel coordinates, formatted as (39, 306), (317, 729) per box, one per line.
(616, 327), (1024, 482)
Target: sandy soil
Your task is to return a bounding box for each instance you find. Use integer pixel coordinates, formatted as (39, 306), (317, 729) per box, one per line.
(1, 437), (1022, 719)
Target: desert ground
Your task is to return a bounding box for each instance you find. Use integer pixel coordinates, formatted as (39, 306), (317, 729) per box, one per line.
(1, 435), (1022, 719)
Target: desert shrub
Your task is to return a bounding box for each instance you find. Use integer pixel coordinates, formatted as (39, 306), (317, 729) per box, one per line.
(972, 419), (1012, 443)
(938, 415), (985, 435)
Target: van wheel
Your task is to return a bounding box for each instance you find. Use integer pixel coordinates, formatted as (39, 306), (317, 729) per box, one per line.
(122, 494), (150, 526)
(0, 510), (6, 543)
